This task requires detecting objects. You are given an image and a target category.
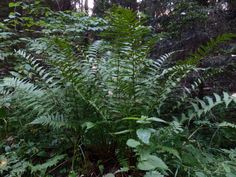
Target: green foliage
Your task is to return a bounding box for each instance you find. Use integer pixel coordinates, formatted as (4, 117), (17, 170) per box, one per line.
(183, 92), (236, 120)
(163, 1), (208, 36)
(0, 3), (236, 177)
(0, 138), (67, 177)
(183, 33), (236, 65)
(0, 153), (65, 177)
(0, 25), (22, 73)
(127, 115), (236, 176)
(30, 154), (66, 175)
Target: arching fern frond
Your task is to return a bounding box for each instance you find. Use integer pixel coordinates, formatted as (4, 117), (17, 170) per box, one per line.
(29, 114), (74, 129)
(218, 121), (236, 129)
(153, 52), (175, 69)
(184, 68), (222, 94)
(182, 33), (236, 65)
(30, 154), (66, 174)
(86, 40), (104, 61)
(1, 77), (43, 96)
(183, 92), (236, 120)
(15, 50), (58, 88)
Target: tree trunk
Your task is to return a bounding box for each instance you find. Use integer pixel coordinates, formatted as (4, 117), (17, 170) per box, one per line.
(43, 0), (72, 11)
(85, 0), (89, 13)
(0, 0), (10, 19)
(93, 0), (111, 16)
(110, 0), (138, 10)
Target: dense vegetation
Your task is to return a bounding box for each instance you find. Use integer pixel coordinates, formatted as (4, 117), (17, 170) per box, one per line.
(0, 1), (236, 177)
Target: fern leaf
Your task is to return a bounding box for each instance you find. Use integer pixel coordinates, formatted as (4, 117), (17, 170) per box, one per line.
(30, 114), (72, 129)
(183, 33), (236, 65)
(218, 122), (236, 129)
(183, 92), (235, 119)
(30, 155), (65, 173)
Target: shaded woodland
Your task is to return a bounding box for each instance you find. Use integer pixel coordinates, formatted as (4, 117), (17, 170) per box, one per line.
(0, 0), (236, 177)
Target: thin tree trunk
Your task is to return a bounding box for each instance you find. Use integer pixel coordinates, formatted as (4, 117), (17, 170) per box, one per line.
(0, 0), (10, 19)
(85, 0), (89, 13)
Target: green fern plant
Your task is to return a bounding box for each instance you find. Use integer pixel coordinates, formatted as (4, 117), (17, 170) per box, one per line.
(57, 8), (200, 121)
(1, 6), (236, 177)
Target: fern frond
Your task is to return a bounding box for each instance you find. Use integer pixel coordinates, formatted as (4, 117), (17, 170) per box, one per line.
(8, 161), (30, 177)
(30, 154), (66, 174)
(184, 33), (236, 65)
(153, 52), (175, 69)
(15, 50), (58, 88)
(30, 114), (74, 129)
(183, 92), (236, 119)
(1, 77), (43, 96)
(218, 122), (236, 129)
(86, 40), (104, 61)
(184, 67), (223, 95)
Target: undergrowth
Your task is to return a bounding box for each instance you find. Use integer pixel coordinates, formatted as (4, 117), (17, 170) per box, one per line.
(0, 2), (236, 177)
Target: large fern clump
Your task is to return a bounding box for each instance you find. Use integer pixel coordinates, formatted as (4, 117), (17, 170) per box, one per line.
(56, 7), (194, 121)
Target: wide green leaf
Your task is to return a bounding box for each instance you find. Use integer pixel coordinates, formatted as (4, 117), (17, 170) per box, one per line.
(9, 2), (21, 8)
(126, 139), (141, 148)
(136, 128), (152, 144)
(144, 171), (164, 177)
(103, 173), (115, 177)
(137, 155), (168, 171)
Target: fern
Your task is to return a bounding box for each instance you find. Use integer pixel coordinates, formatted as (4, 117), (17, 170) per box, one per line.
(218, 122), (236, 129)
(183, 33), (236, 65)
(0, 153), (30, 177)
(54, 10), (235, 123)
(1, 7), (234, 136)
(15, 50), (58, 88)
(1, 6), (236, 177)
(7, 161), (30, 177)
(30, 154), (65, 175)
(0, 76), (76, 130)
(183, 92), (236, 120)
(30, 114), (72, 129)
(183, 69), (217, 95)
(153, 52), (175, 69)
